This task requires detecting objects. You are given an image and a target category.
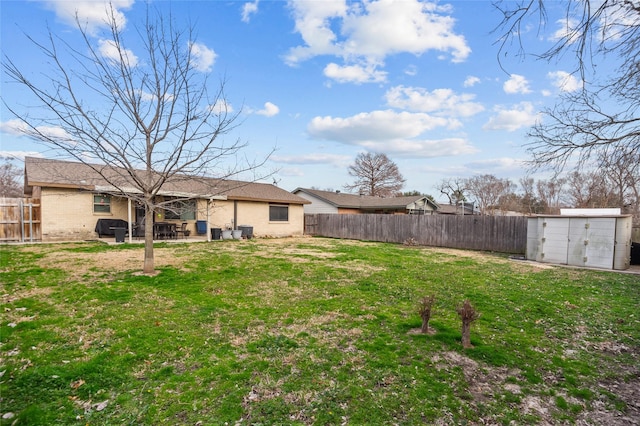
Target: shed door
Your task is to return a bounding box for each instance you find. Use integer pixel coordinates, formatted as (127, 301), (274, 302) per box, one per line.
(567, 218), (588, 266)
(540, 218), (570, 264)
(583, 218), (615, 269)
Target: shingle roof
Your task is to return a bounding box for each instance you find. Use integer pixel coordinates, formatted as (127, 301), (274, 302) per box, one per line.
(293, 187), (437, 210)
(25, 157), (309, 205)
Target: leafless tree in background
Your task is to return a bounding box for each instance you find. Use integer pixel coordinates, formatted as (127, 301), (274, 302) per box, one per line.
(344, 152), (405, 197)
(536, 178), (568, 214)
(0, 161), (24, 197)
(465, 174), (515, 215)
(2, 5), (271, 273)
(435, 178), (468, 205)
(494, 1), (640, 172)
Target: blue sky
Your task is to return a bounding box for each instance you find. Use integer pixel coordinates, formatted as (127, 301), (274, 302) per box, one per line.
(1, 0), (592, 200)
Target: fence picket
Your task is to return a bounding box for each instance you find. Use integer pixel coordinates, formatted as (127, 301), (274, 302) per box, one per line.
(304, 214), (527, 254)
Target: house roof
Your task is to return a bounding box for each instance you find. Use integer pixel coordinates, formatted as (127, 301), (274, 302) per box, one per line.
(292, 187), (438, 210)
(25, 157), (309, 205)
(437, 203), (475, 215)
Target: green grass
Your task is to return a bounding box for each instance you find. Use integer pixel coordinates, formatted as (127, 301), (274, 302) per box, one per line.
(1, 238), (638, 425)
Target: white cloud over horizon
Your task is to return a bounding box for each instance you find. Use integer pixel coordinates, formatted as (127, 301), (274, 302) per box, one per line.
(241, 0), (259, 23)
(385, 85), (484, 117)
(306, 109), (478, 158)
(483, 102), (540, 132)
(254, 102), (280, 117)
(98, 39), (138, 67)
(285, 0), (470, 83)
(323, 62), (387, 84)
(40, 0), (133, 34)
(189, 42), (217, 73)
(503, 74), (532, 94)
(547, 70), (582, 92)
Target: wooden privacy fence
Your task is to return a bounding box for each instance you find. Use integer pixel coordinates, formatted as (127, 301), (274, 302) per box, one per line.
(304, 214), (528, 254)
(0, 197), (42, 242)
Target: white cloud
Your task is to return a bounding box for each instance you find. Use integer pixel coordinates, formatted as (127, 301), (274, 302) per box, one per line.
(550, 18), (580, 44)
(503, 74), (531, 94)
(323, 62), (387, 84)
(308, 110), (451, 143)
(464, 157), (525, 172)
(358, 137), (478, 158)
(98, 39), (138, 67)
(285, 0), (470, 82)
(463, 76), (480, 87)
(0, 151), (43, 161)
(241, 0), (259, 23)
(384, 86), (484, 117)
(547, 71), (582, 92)
(0, 119), (74, 143)
(41, 0), (134, 35)
(272, 153), (351, 166)
(189, 42), (217, 73)
(255, 102), (280, 117)
(210, 100), (234, 115)
(306, 109), (477, 158)
(483, 102), (540, 132)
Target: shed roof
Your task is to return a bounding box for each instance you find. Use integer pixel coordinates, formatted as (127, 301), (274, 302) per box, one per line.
(25, 157), (309, 205)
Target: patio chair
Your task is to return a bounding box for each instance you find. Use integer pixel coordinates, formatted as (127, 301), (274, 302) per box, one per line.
(175, 222), (191, 239)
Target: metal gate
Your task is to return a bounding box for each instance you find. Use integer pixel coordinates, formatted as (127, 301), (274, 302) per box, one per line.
(0, 197), (42, 242)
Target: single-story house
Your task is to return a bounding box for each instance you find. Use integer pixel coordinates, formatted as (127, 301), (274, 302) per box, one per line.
(291, 188), (439, 215)
(24, 157), (309, 242)
(436, 202), (477, 215)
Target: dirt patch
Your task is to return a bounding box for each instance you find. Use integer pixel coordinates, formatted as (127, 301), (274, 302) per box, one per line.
(34, 248), (189, 279)
(1, 287), (54, 304)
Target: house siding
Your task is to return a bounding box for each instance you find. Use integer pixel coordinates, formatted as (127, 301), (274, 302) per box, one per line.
(204, 199), (304, 237)
(296, 193), (338, 214)
(40, 188), (129, 241)
(38, 189), (304, 241)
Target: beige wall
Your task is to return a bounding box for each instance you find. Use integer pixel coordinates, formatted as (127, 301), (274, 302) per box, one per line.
(198, 199), (304, 238)
(40, 188), (129, 241)
(41, 188), (304, 241)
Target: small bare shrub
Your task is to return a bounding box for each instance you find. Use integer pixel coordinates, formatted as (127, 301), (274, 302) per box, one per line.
(418, 295), (436, 334)
(403, 237), (417, 246)
(456, 299), (480, 349)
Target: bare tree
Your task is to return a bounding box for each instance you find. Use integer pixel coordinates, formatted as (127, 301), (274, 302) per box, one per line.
(536, 177), (568, 214)
(465, 174), (515, 215)
(565, 170), (612, 208)
(518, 177), (547, 214)
(0, 160), (24, 197)
(344, 152), (405, 197)
(435, 178), (467, 205)
(2, 6), (271, 273)
(494, 1), (640, 172)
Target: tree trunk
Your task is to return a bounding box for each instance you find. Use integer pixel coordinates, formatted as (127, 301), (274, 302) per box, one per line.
(420, 313), (431, 334)
(143, 203), (155, 274)
(461, 321), (473, 349)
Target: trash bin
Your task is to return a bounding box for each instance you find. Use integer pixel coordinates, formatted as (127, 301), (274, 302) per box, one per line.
(631, 242), (640, 265)
(114, 227), (126, 243)
(211, 228), (221, 240)
(238, 225), (253, 239)
(196, 220), (207, 235)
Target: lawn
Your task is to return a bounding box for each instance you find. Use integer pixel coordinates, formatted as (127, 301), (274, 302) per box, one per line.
(1, 237), (638, 425)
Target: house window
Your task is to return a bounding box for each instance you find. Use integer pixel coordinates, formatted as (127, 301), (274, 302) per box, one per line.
(269, 204), (289, 222)
(93, 194), (111, 213)
(164, 200), (197, 221)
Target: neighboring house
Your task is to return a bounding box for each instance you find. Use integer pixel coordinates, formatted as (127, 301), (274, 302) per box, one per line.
(24, 157), (309, 241)
(436, 203), (477, 215)
(292, 188), (439, 215)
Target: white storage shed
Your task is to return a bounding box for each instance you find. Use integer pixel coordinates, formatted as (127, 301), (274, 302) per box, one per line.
(526, 213), (632, 270)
